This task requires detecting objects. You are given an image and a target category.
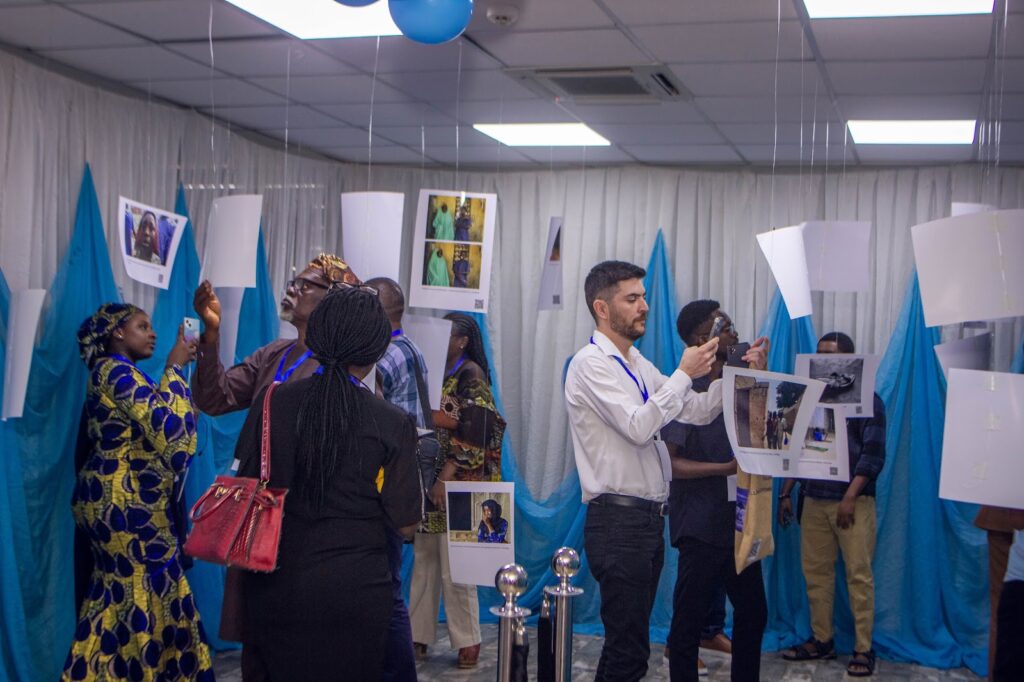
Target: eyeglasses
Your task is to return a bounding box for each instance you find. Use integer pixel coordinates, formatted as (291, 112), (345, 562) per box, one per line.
(285, 277), (330, 295)
(329, 281), (379, 296)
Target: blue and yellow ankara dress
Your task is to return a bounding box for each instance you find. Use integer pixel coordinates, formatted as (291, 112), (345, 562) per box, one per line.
(62, 356), (214, 681)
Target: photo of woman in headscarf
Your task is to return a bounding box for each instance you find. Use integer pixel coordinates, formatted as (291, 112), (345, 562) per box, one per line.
(477, 499), (508, 544)
(431, 202), (454, 241)
(132, 210), (163, 264)
(425, 246), (450, 287)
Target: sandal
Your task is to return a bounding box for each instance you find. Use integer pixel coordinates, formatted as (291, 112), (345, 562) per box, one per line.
(782, 638), (837, 661)
(847, 650), (876, 677)
(457, 644), (480, 669)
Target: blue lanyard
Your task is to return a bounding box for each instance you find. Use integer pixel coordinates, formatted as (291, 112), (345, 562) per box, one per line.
(391, 328), (403, 338)
(274, 344), (313, 383)
(446, 356), (466, 378)
(590, 337), (648, 403)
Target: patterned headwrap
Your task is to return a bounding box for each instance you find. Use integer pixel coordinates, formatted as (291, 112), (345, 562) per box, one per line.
(77, 303), (142, 367)
(306, 253), (360, 286)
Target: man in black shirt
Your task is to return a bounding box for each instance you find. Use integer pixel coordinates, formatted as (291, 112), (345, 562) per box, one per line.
(664, 300), (769, 682)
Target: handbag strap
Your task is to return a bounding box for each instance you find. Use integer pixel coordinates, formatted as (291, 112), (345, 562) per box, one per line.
(397, 336), (434, 430)
(260, 382), (279, 485)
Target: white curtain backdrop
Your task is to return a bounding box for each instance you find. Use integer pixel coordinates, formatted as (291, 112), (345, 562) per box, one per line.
(2, 49), (1022, 499)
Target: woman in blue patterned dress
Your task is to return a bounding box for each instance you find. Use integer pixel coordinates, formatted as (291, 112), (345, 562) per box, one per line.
(63, 303), (214, 681)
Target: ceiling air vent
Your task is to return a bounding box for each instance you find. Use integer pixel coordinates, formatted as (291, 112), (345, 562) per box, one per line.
(505, 66), (691, 104)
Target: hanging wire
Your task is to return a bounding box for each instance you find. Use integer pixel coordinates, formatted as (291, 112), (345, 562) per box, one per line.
(994, 0), (1010, 169)
(799, 33), (805, 195)
(367, 35), (381, 190)
(208, 2), (217, 175)
(454, 40), (464, 187)
(768, 0), (782, 226)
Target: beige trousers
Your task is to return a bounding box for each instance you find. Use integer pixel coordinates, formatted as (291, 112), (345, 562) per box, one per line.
(801, 496), (877, 653)
(409, 532), (481, 649)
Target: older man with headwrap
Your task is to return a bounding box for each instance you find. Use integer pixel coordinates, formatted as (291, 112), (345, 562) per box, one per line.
(191, 252), (360, 415)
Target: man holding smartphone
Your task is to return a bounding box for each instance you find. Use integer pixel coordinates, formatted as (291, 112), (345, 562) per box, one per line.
(664, 299), (770, 682)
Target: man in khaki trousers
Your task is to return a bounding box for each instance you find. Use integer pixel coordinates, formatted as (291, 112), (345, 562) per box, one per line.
(778, 332), (887, 678)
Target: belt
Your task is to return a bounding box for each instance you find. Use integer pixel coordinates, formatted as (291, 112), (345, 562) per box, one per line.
(591, 493), (668, 517)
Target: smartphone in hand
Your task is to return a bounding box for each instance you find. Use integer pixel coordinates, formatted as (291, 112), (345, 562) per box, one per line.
(725, 342), (751, 367)
(709, 316), (725, 339)
(183, 317), (200, 344)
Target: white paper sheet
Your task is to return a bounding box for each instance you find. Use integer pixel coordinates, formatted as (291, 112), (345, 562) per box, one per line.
(756, 225), (812, 319)
(794, 406), (851, 482)
(802, 220), (872, 292)
(217, 287), (245, 367)
(341, 191), (405, 281)
(408, 189), (497, 313)
(446, 481), (516, 586)
(795, 353), (880, 418)
(934, 332), (991, 381)
(951, 202), (995, 217)
(200, 195), (263, 288)
(912, 209), (1024, 327)
(939, 369), (1024, 509)
(402, 314), (453, 409)
(537, 216), (564, 311)
(117, 196), (187, 290)
(2, 289), (46, 420)
(722, 367), (826, 476)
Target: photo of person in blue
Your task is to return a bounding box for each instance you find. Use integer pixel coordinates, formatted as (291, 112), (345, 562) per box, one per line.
(477, 499), (508, 544)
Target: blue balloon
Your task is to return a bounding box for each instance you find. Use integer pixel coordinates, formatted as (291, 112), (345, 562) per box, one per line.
(335, 0), (380, 6)
(389, 0), (474, 45)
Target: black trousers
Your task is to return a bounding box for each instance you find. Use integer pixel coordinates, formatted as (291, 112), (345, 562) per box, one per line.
(584, 502), (666, 682)
(994, 580), (1024, 681)
(668, 537), (767, 682)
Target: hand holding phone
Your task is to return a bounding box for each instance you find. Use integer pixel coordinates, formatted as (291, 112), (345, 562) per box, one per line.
(726, 342), (751, 367)
(183, 317), (200, 344)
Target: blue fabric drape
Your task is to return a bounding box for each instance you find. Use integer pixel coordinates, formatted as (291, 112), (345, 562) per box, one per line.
(16, 165), (121, 681)
(755, 289), (818, 651)
(872, 274), (987, 674)
(1012, 335), (1024, 374)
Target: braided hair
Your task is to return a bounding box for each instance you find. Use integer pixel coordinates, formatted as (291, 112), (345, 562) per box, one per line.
(444, 313), (490, 385)
(296, 287), (391, 509)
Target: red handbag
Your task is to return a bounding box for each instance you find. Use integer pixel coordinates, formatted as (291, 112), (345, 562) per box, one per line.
(184, 383), (288, 572)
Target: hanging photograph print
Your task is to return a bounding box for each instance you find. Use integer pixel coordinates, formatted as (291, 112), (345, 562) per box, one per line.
(537, 216), (564, 310)
(795, 353), (879, 418)
(117, 196), (187, 289)
(409, 189), (497, 313)
(445, 481), (515, 586)
(795, 406), (851, 482)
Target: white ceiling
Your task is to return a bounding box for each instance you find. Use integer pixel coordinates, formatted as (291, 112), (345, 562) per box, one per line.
(0, 0), (1021, 168)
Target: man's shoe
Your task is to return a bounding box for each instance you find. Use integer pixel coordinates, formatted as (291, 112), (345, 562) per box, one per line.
(457, 644), (480, 668)
(413, 643), (428, 661)
(700, 633), (733, 655)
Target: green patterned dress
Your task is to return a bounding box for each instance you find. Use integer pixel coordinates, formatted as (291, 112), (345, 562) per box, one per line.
(62, 357), (214, 681)
(422, 364), (506, 534)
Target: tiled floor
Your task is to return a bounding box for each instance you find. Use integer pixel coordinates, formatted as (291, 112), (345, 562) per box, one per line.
(212, 624), (982, 681)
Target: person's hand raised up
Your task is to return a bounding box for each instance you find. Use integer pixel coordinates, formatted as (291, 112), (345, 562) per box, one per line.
(679, 337), (718, 379)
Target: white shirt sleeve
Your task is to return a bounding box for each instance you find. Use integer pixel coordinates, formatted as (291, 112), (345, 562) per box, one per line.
(636, 355), (724, 427)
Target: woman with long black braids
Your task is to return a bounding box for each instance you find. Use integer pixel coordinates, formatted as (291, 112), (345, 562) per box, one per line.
(409, 313), (506, 669)
(234, 287), (422, 680)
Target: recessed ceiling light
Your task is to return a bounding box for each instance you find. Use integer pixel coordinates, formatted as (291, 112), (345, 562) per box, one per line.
(847, 120), (977, 145)
(226, 0), (401, 40)
(803, 0), (993, 18)
(473, 123), (611, 147)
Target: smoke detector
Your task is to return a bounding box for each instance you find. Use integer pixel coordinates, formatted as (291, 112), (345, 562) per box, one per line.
(486, 4), (520, 27)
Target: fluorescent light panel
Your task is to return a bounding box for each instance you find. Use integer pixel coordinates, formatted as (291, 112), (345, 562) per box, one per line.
(803, 0), (993, 18)
(226, 0), (400, 39)
(473, 123), (610, 147)
(847, 120), (977, 145)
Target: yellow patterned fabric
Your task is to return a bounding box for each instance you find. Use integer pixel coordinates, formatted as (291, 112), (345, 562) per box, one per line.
(62, 357), (214, 681)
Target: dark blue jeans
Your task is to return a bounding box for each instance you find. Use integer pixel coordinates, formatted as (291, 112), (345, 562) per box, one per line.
(670, 571), (727, 641)
(584, 502), (666, 682)
(383, 528), (417, 682)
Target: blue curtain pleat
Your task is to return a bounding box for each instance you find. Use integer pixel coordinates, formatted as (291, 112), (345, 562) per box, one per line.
(1012, 335), (1024, 374)
(871, 273), (988, 674)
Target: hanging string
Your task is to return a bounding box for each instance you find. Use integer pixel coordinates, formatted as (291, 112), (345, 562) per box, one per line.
(283, 45), (294, 271)
(367, 35), (381, 190)
(994, 0), (1010, 170)
(768, 0), (782, 227)
(208, 2), (216, 175)
(799, 33), (805, 196)
(420, 121), (426, 183)
(823, 116), (830, 218)
(809, 77), (819, 191)
(454, 40), (464, 187)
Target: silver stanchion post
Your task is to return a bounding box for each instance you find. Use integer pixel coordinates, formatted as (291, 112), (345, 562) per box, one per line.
(543, 547), (584, 682)
(491, 563), (531, 682)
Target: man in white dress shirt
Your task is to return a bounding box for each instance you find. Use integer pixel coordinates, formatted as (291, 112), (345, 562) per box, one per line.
(564, 260), (765, 681)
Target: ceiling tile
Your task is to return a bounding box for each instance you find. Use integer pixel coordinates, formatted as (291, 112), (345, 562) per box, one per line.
(812, 15), (993, 61)
(164, 38), (354, 77)
(315, 101), (456, 126)
(996, 144), (1024, 162)
(315, 36), (498, 72)
(437, 98), (571, 124)
(132, 77), (285, 107)
(472, 29), (648, 68)
(371, 125), (497, 147)
(999, 60), (1024, 91)
(695, 95), (837, 123)
(589, 123), (724, 145)
(515, 146), (636, 164)
(0, 5), (143, 50)
(75, 0), (277, 41)
(248, 74), (408, 104)
(854, 144), (977, 164)
(736, 143), (854, 164)
(623, 144), (742, 164)
(315, 145), (418, 164)
(260, 126), (391, 148)
(424, 145), (536, 166)
(841, 94), (983, 119)
(204, 105), (343, 130)
(997, 122), (1024, 144)
(634, 20), (807, 64)
(1006, 17), (1024, 57)
(601, 0), (797, 26)
(718, 122), (851, 146)
(997, 95), (1024, 119)
(828, 60), (988, 95)
(375, 69), (537, 103)
(671, 61), (823, 97)
(40, 45), (211, 81)
(467, 0), (614, 32)
(562, 101), (706, 124)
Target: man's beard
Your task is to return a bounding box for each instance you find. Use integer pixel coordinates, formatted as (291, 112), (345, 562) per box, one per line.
(610, 311), (646, 341)
(279, 296), (295, 323)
